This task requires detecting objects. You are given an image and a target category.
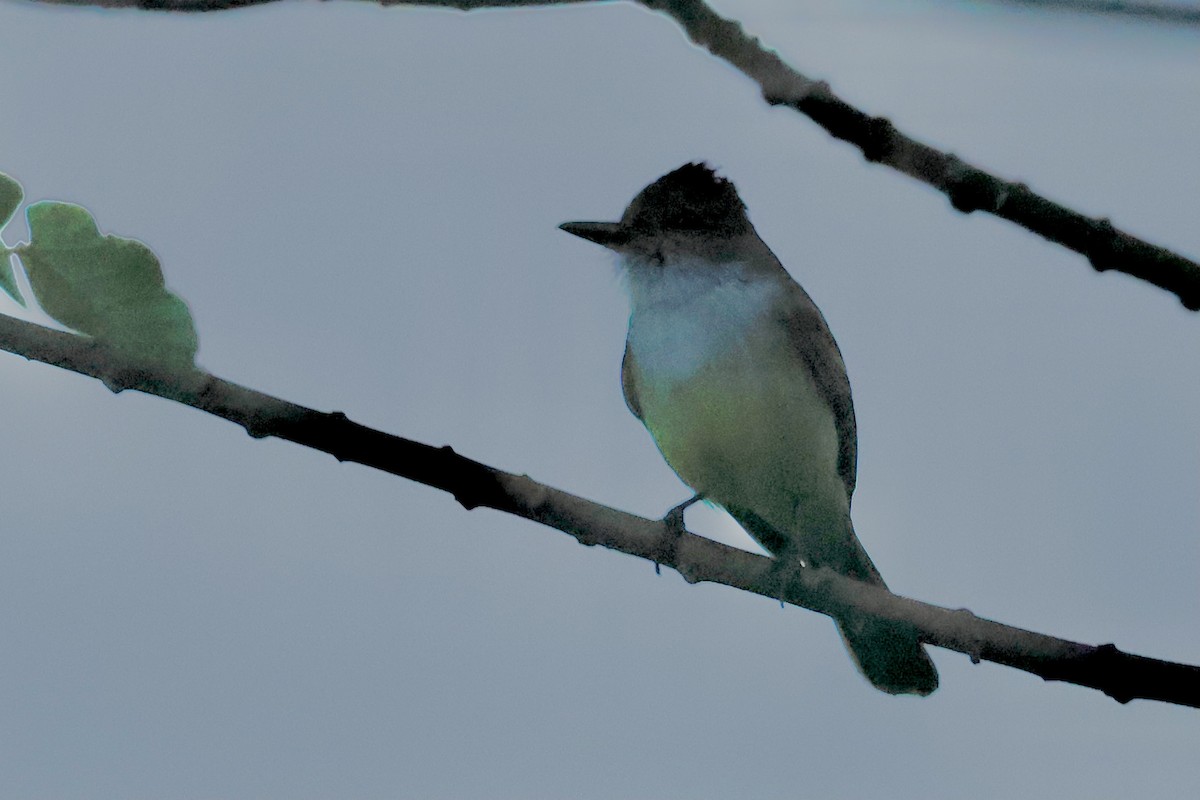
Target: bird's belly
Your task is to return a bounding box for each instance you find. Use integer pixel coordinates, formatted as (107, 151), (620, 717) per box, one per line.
(633, 332), (842, 538)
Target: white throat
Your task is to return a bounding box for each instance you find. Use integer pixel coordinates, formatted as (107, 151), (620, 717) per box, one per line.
(622, 257), (781, 386)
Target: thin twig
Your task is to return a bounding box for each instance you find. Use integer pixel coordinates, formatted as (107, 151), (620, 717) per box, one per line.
(638, 0), (1200, 310)
(23, 0), (1200, 309)
(993, 0), (1200, 27)
(1, 312), (1196, 707)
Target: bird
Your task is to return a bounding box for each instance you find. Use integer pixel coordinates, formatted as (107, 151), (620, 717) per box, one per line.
(558, 162), (937, 696)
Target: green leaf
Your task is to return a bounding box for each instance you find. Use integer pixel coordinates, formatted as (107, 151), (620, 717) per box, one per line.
(0, 173), (25, 305)
(20, 201), (197, 368)
(0, 252), (22, 307)
(0, 173), (20, 230)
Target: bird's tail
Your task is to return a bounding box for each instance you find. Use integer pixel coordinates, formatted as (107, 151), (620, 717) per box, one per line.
(727, 504), (938, 695)
(830, 525), (938, 696)
(835, 609), (938, 696)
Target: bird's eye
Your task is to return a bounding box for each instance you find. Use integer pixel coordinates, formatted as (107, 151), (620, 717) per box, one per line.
(651, 250), (665, 266)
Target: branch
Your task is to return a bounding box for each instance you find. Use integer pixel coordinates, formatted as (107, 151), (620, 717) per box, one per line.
(638, 0), (1200, 310)
(2, 311), (1196, 708)
(21, 0), (1200, 308)
(26, 0), (595, 11)
(992, 0), (1200, 27)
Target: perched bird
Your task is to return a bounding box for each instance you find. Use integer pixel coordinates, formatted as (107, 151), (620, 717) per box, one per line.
(559, 163), (937, 695)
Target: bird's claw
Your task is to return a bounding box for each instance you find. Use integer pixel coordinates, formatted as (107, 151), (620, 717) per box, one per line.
(655, 494), (703, 573)
(662, 505), (688, 537)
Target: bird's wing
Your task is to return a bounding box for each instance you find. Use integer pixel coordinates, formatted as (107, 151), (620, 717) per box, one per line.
(620, 342), (644, 421)
(780, 281), (858, 501)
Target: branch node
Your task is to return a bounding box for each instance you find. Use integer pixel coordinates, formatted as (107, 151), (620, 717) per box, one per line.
(860, 116), (895, 163)
(954, 607), (986, 664)
(1091, 643), (1136, 704)
(447, 459), (506, 512)
(243, 415), (271, 439)
(995, 181), (1030, 212)
(573, 528), (599, 547)
(451, 487), (481, 510)
(762, 76), (829, 107)
(1086, 218), (1120, 274)
(945, 158), (994, 215)
(95, 350), (139, 393)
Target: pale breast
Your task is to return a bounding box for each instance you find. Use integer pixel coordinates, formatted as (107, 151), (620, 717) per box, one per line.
(626, 265), (780, 390)
(623, 261), (843, 537)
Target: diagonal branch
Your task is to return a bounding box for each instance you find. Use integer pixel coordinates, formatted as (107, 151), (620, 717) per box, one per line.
(21, 0), (1200, 308)
(992, 0), (1200, 27)
(1, 311), (1196, 708)
(638, 0), (1200, 310)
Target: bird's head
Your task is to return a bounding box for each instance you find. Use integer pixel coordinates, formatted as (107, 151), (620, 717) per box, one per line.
(560, 163), (752, 263)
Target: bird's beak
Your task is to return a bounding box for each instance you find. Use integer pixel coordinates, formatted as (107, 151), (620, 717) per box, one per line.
(558, 221), (630, 249)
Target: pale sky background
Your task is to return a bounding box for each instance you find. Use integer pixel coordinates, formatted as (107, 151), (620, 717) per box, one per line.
(1, 0), (1198, 797)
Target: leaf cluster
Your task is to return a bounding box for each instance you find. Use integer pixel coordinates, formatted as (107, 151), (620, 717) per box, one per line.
(0, 172), (196, 368)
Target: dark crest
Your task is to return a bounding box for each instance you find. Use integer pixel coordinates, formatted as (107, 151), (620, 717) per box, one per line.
(622, 163), (750, 237)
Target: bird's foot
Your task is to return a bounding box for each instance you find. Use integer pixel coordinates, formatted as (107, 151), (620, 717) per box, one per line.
(766, 555), (809, 608)
(655, 493), (703, 575)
